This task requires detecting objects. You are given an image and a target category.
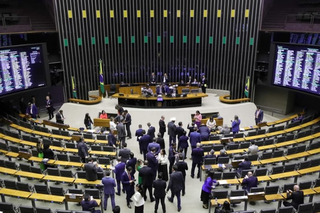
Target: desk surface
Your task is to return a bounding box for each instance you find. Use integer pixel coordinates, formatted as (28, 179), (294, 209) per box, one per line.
(29, 193), (65, 203)
(0, 188), (31, 198)
(113, 93), (208, 100)
(15, 171), (45, 180)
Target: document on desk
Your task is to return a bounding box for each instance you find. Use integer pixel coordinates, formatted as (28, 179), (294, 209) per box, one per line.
(218, 180), (228, 185)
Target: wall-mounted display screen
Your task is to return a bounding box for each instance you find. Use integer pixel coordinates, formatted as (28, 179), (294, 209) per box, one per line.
(0, 44), (47, 96)
(272, 43), (320, 95)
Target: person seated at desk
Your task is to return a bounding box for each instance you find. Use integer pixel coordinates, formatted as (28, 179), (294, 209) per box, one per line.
(156, 84), (165, 95)
(215, 201), (234, 213)
(219, 124), (231, 136)
(81, 194), (101, 213)
(142, 85), (154, 97)
(241, 171), (258, 194)
(191, 79), (199, 86)
(283, 185), (304, 209)
(247, 141), (259, 155)
(203, 149), (215, 159)
(109, 117), (117, 131)
(84, 157), (98, 181)
(237, 157), (251, 174)
(216, 149), (228, 162)
(100, 110), (108, 119)
(291, 113), (304, 123)
(206, 117), (216, 132)
(150, 72), (157, 84)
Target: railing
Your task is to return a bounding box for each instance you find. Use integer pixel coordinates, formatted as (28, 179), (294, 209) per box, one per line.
(0, 16), (32, 31)
(284, 14), (320, 31)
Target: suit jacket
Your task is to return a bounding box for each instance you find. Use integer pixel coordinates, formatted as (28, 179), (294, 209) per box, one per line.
(84, 163), (98, 181)
(175, 160), (188, 178)
(81, 200), (99, 212)
(119, 148), (131, 162)
(199, 125), (210, 141)
(117, 123), (126, 138)
(147, 126), (156, 139)
(146, 152), (158, 171)
(139, 135), (152, 151)
(187, 124), (195, 137)
(77, 141), (88, 158)
(178, 135), (189, 149)
(156, 137), (165, 150)
(167, 171), (184, 192)
(238, 160), (252, 173)
(27, 105), (38, 118)
(162, 75), (169, 84)
(153, 179), (167, 198)
(168, 146), (177, 160)
(201, 78), (207, 87)
(46, 99), (54, 112)
(56, 112), (64, 123)
(232, 120), (241, 133)
(113, 162), (126, 180)
(286, 191), (304, 209)
(107, 133), (116, 147)
(135, 128), (144, 141)
(242, 176), (258, 192)
(191, 148), (204, 164)
(176, 126), (185, 139)
(43, 148), (55, 159)
(190, 131), (201, 147)
(121, 171), (134, 191)
(150, 75), (157, 84)
(102, 176), (116, 195)
(139, 166), (154, 186)
(168, 121), (176, 137)
(126, 158), (137, 175)
(255, 109), (264, 123)
(159, 119), (166, 134)
(125, 113), (132, 125)
(147, 142), (161, 155)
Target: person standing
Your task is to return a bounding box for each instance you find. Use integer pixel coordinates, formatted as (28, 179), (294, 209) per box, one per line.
(193, 111), (202, 128)
(157, 149), (169, 181)
(178, 131), (189, 159)
(132, 184), (145, 213)
(147, 138), (161, 155)
(102, 170), (116, 211)
(176, 122), (184, 140)
(255, 106), (264, 125)
(115, 105), (124, 116)
(116, 119), (126, 148)
(126, 152), (137, 177)
(119, 143), (131, 162)
(162, 73), (169, 84)
(200, 171), (219, 209)
(84, 113), (93, 130)
(159, 116), (166, 138)
(124, 110), (132, 139)
(199, 124), (210, 141)
(191, 143), (204, 179)
(283, 185), (304, 209)
(156, 133), (165, 150)
(231, 115), (241, 135)
(121, 166), (135, 209)
(77, 138), (88, 163)
(147, 122), (156, 139)
(168, 143), (177, 174)
(135, 124), (144, 142)
(150, 72), (157, 84)
(107, 130), (117, 148)
(166, 165), (184, 212)
(56, 110), (65, 124)
(147, 148), (158, 179)
(45, 95), (54, 120)
(189, 127), (201, 150)
(26, 102), (38, 119)
(153, 172), (167, 213)
(168, 117), (177, 145)
(175, 154), (188, 196)
(113, 157), (126, 195)
(139, 160), (155, 202)
(139, 130), (152, 160)
(84, 157), (98, 181)
(201, 75), (207, 93)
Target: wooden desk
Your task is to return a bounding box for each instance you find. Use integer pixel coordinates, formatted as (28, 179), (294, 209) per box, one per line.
(89, 150), (117, 157)
(14, 171), (45, 180)
(54, 161), (83, 168)
(29, 193), (65, 203)
(0, 167), (17, 175)
(95, 140), (110, 144)
(43, 176), (75, 184)
(247, 192), (265, 201)
(245, 134), (266, 141)
(210, 198), (230, 206)
(0, 188), (31, 199)
(258, 157), (287, 165)
(285, 152), (309, 161)
(297, 166), (320, 175)
(31, 130), (51, 137)
(74, 178), (101, 186)
(119, 86), (142, 94)
(43, 119), (70, 130)
(201, 140), (222, 145)
(93, 118), (110, 127)
(265, 130), (286, 138)
(269, 171), (299, 180)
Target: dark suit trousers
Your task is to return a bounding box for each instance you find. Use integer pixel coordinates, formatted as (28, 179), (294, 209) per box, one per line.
(202, 86), (206, 93)
(191, 161), (202, 178)
(169, 135), (176, 145)
(142, 149), (148, 161)
(155, 196), (166, 212)
(169, 158), (175, 174)
(125, 186), (134, 205)
(170, 190), (181, 209)
(160, 131), (164, 138)
(104, 193), (115, 210)
(116, 180), (121, 194)
(47, 109), (54, 119)
(283, 201), (298, 209)
(125, 123), (131, 137)
(143, 185), (153, 201)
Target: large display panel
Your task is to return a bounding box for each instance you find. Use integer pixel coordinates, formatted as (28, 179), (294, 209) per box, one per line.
(271, 43), (320, 95)
(0, 44), (48, 96)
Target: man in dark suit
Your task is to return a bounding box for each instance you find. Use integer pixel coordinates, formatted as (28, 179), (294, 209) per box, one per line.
(147, 122), (156, 139)
(237, 157), (252, 174)
(123, 110), (132, 139)
(199, 124), (210, 141)
(113, 157), (126, 195)
(84, 157), (98, 181)
(176, 122), (185, 140)
(139, 160), (155, 202)
(55, 110), (65, 124)
(241, 171), (258, 193)
(102, 170), (116, 211)
(191, 143), (204, 179)
(156, 133), (165, 150)
(147, 138), (161, 155)
(116, 120), (126, 148)
(166, 165), (184, 212)
(119, 143), (131, 162)
(255, 106), (264, 125)
(150, 72), (157, 84)
(178, 131), (189, 159)
(283, 185), (304, 209)
(201, 75), (207, 93)
(168, 143), (177, 174)
(121, 166), (135, 209)
(147, 147), (158, 179)
(168, 118), (177, 145)
(159, 116), (166, 138)
(77, 138), (88, 163)
(126, 152), (137, 177)
(153, 172), (167, 213)
(45, 95), (54, 120)
(135, 124), (144, 142)
(81, 194), (100, 213)
(139, 130), (152, 160)
(175, 154), (188, 196)
(107, 130), (117, 148)
(162, 73), (169, 84)
(189, 127), (201, 150)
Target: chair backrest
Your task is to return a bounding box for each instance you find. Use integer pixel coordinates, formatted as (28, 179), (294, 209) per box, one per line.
(313, 201), (320, 213)
(91, 145), (101, 151)
(247, 155), (258, 161)
(35, 207), (52, 213)
(4, 179), (17, 189)
(299, 181), (312, 190)
(239, 142), (250, 149)
(277, 125), (285, 131)
(284, 164), (296, 172)
(60, 169), (73, 178)
(271, 166), (284, 174)
(247, 131), (257, 136)
(264, 185), (279, 195)
(61, 130), (70, 136)
(0, 159), (4, 167)
(41, 127), (50, 133)
(0, 142), (8, 151)
(285, 134), (295, 141)
(19, 205), (35, 213)
(234, 133), (244, 138)
(204, 158), (216, 165)
(103, 146), (115, 152)
(299, 161), (311, 170)
(56, 211), (73, 213)
(260, 209), (276, 213)
(278, 206), (294, 213)
(31, 149), (39, 157)
(310, 158), (320, 167)
(19, 163), (31, 172)
(296, 131), (306, 139)
(70, 155), (81, 163)
(30, 166), (42, 174)
(286, 147), (297, 155)
(202, 146), (213, 153)
(17, 182), (31, 192)
(4, 160), (16, 169)
(77, 171), (87, 179)
(217, 156), (229, 164)
(34, 184), (49, 194)
(254, 168), (268, 177)
(84, 189), (100, 199)
(309, 141), (320, 150)
(261, 152), (273, 160)
(257, 129), (266, 135)
(230, 189), (245, 197)
(47, 168), (60, 176)
(68, 189), (83, 194)
(227, 143), (239, 150)
(0, 202), (15, 211)
(50, 186), (64, 196)
(213, 145), (224, 151)
(250, 187), (264, 193)
(314, 178), (320, 187)
(298, 203), (313, 213)
(98, 157), (110, 165)
(57, 154), (69, 161)
(277, 136), (285, 143)
(210, 135), (220, 140)
(52, 129), (61, 135)
(268, 127), (277, 133)
(296, 144), (306, 153)
(211, 190), (228, 199)
(224, 133), (233, 138)
(255, 140), (264, 147)
(9, 145), (19, 153)
(273, 150), (284, 158)
(283, 183), (296, 192)
(222, 171), (236, 179)
(96, 135), (107, 140)
(65, 142), (76, 149)
(213, 172), (222, 180)
(83, 134), (93, 139)
(52, 140), (62, 147)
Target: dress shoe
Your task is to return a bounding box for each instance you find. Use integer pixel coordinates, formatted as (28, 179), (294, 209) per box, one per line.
(167, 196), (173, 203)
(122, 189), (125, 193)
(202, 204), (208, 209)
(116, 193), (121, 196)
(127, 204), (132, 209)
(182, 192), (185, 196)
(190, 175), (194, 178)
(178, 207), (182, 212)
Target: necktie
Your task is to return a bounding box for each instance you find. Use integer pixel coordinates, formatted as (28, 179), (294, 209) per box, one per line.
(128, 173), (131, 180)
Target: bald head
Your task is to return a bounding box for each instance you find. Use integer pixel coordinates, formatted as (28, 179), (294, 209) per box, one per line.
(293, 185), (300, 191)
(247, 172), (253, 177)
(196, 143), (201, 148)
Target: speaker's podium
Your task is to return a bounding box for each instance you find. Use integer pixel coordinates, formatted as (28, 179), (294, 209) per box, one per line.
(157, 96), (163, 107)
(93, 118), (110, 128)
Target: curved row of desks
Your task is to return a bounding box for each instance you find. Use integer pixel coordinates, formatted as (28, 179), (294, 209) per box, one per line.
(219, 95), (250, 104)
(68, 95), (102, 105)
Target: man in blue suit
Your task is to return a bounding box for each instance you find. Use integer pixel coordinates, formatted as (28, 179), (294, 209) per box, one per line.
(77, 138), (88, 163)
(255, 106), (264, 125)
(107, 130), (117, 148)
(139, 160), (155, 202)
(189, 127), (201, 150)
(113, 157), (126, 196)
(123, 110), (132, 139)
(241, 171), (258, 193)
(175, 122), (185, 140)
(166, 165), (184, 212)
(126, 152), (137, 177)
(102, 170), (116, 211)
(139, 130), (152, 160)
(121, 166), (135, 209)
(191, 143), (204, 179)
(147, 147), (158, 179)
(168, 118), (177, 145)
(199, 124), (210, 141)
(168, 143), (177, 174)
(147, 138), (161, 155)
(119, 143), (131, 162)
(178, 131), (189, 159)
(135, 124), (144, 154)
(147, 122), (156, 139)
(237, 157), (252, 174)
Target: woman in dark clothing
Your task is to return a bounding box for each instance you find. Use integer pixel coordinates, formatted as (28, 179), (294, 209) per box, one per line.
(84, 113), (93, 129)
(215, 201), (234, 213)
(42, 143), (55, 169)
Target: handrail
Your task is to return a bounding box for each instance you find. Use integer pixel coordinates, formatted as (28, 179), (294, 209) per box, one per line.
(69, 95), (102, 105)
(219, 95), (250, 104)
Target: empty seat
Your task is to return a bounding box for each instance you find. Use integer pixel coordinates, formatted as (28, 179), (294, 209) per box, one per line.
(202, 146), (214, 153)
(284, 164), (296, 172)
(96, 135), (107, 140)
(278, 206), (294, 213)
(297, 131), (306, 139)
(299, 181), (312, 190)
(68, 188), (83, 194)
(57, 154), (69, 161)
(257, 129), (266, 135)
(50, 186), (65, 196)
(213, 145), (224, 152)
(271, 166), (283, 174)
(77, 171), (87, 179)
(9, 145), (19, 153)
(4, 160), (16, 169)
(277, 136), (285, 143)
(41, 127), (50, 133)
(247, 131), (257, 137)
(261, 152), (272, 160)
(103, 146), (115, 152)
(84, 189), (100, 199)
(213, 172), (222, 180)
(310, 158), (320, 167)
(250, 187), (264, 193)
(70, 155), (81, 163)
(34, 184), (50, 194)
(285, 134), (295, 141)
(65, 143), (76, 149)
(297, 203), (313, 213)
(268, 127), (277, 133)
(31, 149), (39, 157)
(260, 209), (276, 213)
(61, 130), (70, 136)
(19, 205), (35, 213)
(211, 190), (228, 199)
(229, 189), (245, 205)
(17, 182), (32, 192)
(313, 126), (320, 133)
(52, 129), (61, 135)
(277, 125), (285, 131)
(204, 158), (216, 165)
(255, 140), (264, 147)
(0, 159), (4, 167)
(313, 201), (320, 213)
(299, 161), (311, 170)
(98, 157), (110, 165)
(254, 168), (268, 177)
(234, 133), (244, 138)
(30, 137), (39, 143)
(304, 129), (312, 136)
(273, 150), (284, 158)
(19, 163), (31, 172)
(265, 185), (279, 195)
(4, 180), (17, 189)
(239, 142), (250, 149)
(35, 207), (52, 213)
(60, 169), (74, 178)
(309, 141), (320, 150)
(210, 135), (221, 141)
(286, 147), (297, 155)
(0, 142), (8, 152)
(47, 168), (60, 176)
(0, 202), (17, 213)
(296, 144), (306, 153)
(247, 155), (258, 161)
(83, 134), (93, 139)
(30, 166), (42, 174)
(217, 156), (229, 164)
(91, 145), (101, 151)
(314, 178), (320, 187)
(52, 140), (63, 147)
(222, 171), (236, 179)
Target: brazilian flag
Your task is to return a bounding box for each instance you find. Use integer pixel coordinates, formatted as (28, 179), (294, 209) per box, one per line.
(72, 76), (77, 98)
(99, 59), (105, 95)
(244, 76), (250, 97)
